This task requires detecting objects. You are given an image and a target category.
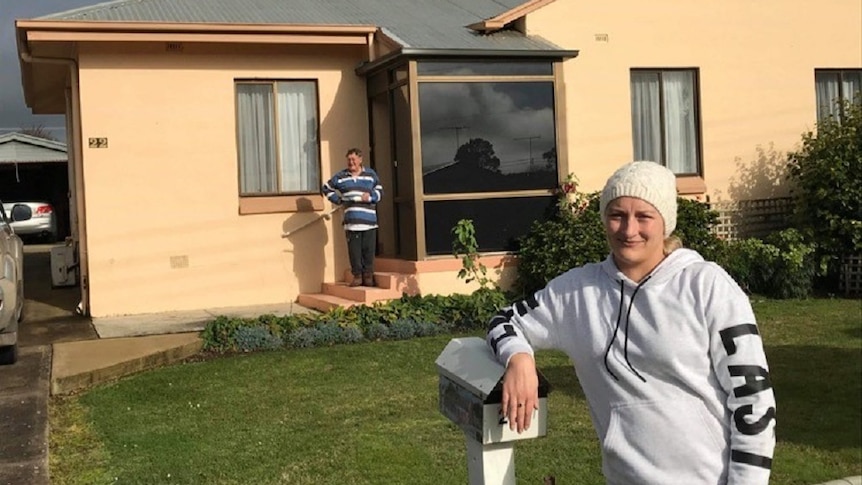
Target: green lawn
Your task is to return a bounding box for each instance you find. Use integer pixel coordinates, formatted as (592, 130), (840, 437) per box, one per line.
(50, 298), (861, 484)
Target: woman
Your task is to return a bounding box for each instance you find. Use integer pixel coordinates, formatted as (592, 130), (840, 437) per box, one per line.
(487, 161), (776, 484)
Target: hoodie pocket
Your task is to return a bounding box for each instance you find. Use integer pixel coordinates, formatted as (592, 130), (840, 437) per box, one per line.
(602, 398), (727, 484)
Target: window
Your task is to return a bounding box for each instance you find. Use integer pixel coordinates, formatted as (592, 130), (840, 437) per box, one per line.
(417, 61), (558, 194)
(630, 69), (701, 175)
(235, 80), (320, 195)
(815, 69), (862, 122)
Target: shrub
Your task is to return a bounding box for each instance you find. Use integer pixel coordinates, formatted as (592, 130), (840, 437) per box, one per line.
(516, 193), (607, 296)
(787, 99), (862, 283)
(234, 326), (284, 352)
(674, 198), (725, 261)
(364, 322), (390, 341)
(201, 316), (246, 352)
(719, 229), (818, 299)
(202, 288), (512, 353)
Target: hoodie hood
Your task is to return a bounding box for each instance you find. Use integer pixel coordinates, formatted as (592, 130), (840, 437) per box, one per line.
(600, 247), (705, 287)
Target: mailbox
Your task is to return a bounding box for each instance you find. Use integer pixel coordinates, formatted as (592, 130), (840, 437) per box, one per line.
(436, 337), (550, 485)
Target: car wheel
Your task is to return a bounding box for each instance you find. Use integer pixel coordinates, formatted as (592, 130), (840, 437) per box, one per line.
(0, 344), (17, 365)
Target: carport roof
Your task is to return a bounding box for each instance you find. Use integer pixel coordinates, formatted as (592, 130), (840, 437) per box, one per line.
(0, 133), (67, 164)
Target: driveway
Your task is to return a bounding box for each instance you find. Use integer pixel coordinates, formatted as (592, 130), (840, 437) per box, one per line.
(0, 244), (97, 485)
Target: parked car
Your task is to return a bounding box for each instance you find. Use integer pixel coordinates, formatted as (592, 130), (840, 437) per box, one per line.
(1, 201), (58, 243)
(0, 201), (25, 365)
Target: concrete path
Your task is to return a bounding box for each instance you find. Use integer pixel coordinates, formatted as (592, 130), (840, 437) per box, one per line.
(0, 345), (51, 485)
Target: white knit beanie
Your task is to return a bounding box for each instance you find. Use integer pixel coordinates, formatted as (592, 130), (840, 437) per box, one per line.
(600, 161), (678, 236)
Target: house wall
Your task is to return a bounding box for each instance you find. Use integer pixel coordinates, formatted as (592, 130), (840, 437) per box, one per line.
(76, 42), (369, 317)
(527, 0), (862, 201)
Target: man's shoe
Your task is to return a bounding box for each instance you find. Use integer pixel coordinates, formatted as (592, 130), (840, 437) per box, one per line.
(362, 272), (375, 287)
(349, 275), (362, 287)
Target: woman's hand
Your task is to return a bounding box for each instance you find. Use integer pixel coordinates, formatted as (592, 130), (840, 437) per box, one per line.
(501, 352), (539, 433)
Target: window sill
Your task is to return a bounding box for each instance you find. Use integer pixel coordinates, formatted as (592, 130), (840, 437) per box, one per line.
(676, 175), (707, 197)
(239, 195), (324, 215)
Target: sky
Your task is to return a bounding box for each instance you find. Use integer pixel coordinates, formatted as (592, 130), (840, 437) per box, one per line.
(1, 0), (97, 142)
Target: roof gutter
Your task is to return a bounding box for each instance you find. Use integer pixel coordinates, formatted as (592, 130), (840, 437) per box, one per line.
(18, 46), (91, 316)
(356, 47), (579, 76)
(15, 20), (379, 36)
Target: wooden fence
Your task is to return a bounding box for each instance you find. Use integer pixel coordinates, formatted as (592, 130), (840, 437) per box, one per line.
(840, 255), (862, 297)
(709, 196), (861, 297)
(709, 197), (794, 241)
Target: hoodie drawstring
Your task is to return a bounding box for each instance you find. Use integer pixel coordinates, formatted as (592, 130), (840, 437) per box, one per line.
(604, 276), (651, 383)
(603, 280), (626, 381)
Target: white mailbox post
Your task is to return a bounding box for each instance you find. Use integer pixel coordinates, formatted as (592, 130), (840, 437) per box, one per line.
(436, 337), (550, 485)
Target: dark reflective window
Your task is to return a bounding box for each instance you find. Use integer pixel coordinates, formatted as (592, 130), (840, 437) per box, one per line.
(417, 61), (553, 76)
(419, 82), (558, 194)
(424, 196), (556, 255)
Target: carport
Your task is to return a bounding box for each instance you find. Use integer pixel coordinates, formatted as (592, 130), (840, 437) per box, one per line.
(0, 132), (71, 240)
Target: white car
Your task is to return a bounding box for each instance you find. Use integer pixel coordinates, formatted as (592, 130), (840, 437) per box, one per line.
(0, 202), (25, 365)
(1, 201), (58, 243)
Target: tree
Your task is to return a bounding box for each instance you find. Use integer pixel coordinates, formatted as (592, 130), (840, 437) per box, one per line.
(786, 99), (862, 279)
(542, 146), (557, 171)
(454, 138), (501, 173)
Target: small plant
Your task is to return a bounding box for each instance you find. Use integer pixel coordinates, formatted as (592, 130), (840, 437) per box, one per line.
(451, 219), (496, 289)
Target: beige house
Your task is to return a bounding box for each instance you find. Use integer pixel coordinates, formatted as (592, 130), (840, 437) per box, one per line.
(15, 0), (862, 321)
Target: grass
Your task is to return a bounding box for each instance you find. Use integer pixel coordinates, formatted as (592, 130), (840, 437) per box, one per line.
(50, 298), (861, 484)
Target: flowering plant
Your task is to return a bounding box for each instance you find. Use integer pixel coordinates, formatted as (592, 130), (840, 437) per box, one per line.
(556, 173), (589, 217)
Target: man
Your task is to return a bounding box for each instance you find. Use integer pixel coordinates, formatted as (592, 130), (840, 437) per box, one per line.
(322, 148), (383, 287)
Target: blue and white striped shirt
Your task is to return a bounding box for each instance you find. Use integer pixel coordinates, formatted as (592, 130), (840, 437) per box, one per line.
(322, 167), (383, 230)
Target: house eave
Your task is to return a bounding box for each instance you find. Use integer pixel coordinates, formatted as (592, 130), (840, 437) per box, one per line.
(356, 47), (579, 76)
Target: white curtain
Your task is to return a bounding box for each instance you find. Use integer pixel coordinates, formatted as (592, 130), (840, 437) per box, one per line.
(277, 82), (319, 192)
(631, 71), (662, 164)
(815, 71), (841, 121)
(236, 84), (276, 193)
(662, 71), (697, 174)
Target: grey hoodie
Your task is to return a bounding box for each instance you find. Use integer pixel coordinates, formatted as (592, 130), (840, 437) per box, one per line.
(488, 248), (776, 484)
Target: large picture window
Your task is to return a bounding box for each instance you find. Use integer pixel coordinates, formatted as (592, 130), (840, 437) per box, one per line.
(417, 61), (558, 195)
(236, 80), (320, 195)
(630, 69), (701, 175)
(815, 69), (862, 122)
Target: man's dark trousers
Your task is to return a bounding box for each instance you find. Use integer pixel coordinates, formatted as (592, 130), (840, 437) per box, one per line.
(347, 228), (376, 276)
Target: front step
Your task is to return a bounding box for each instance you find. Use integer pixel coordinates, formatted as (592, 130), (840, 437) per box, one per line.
(321, 282), (402, 303)
(297, 270), (420, 313)
(296, 293), (359, 312)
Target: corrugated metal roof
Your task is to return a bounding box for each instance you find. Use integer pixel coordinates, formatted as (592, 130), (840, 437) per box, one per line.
(36, 0), (564, 51)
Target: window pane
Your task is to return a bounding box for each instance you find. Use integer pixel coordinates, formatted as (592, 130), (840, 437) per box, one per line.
(419, 82), (558, 194)
(417, 61), (553, 76)
(661, 71), (698, 174)
(841, 70), (862, 105)
(424, 196), (556, 254)
(815, 71), (840, 121)
(237, 84), (277, 194)
(630, 71), (662, 163)
(276, 81), (319, 193)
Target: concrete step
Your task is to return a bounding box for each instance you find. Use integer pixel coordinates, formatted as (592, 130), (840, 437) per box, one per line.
(321, 282), (402, 303)
(340, 270), (419, 294)
(51, 333), (202, 395)
(296, 293), (359, 313)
